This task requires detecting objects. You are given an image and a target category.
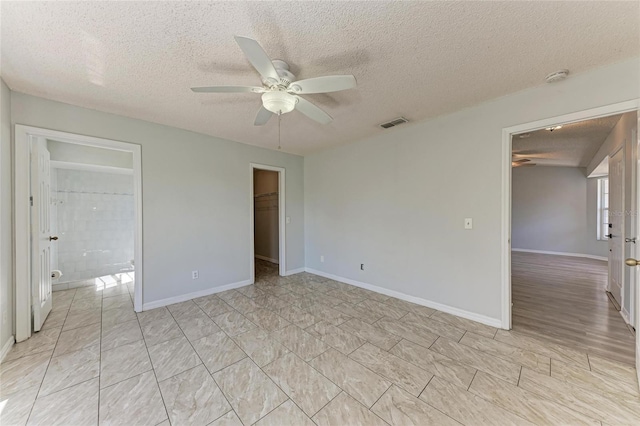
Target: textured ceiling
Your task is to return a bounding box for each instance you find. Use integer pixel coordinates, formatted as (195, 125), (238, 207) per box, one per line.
(513, 114), (623, 167)
(2, 1), (639, 155)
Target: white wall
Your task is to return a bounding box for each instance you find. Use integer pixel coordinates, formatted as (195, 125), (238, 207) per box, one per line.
(1, 79), (13, 353)
(10, 92), (305, 306)
(305, 57), (639, 323)
(253, 170), (279, 263)
(511, 166), (608, 258)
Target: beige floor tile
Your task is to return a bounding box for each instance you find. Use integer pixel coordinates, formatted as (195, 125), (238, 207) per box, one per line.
(100, 339), (152, 388)
(159, 364), (231, 425)
(588, 354), (639, 385)
(421, 376), (534, 425)
(401, 312), (465, 341)
(73, 286), (100, 300)
(349, 343), (433, 397)
(41, 310), (68, 330)
(338, 318), (401, 351)
(62, 308), (102, 331)
(175, 310), (222, 341)
(324, 289), (367, 305)
(141, 315), (184, 347)
(28, 378), (99, 426)
(381, 298), (436, 319)
(224, 294), (262, 314)
(102, 294), (133, 311)
(390, 339), (477, 389)
(212, 310), (257, 336)
(166, 300), (202, 320)
(305, 320), (366, 355)
(519, 367), (640, 425)
(209, 411), (243, 426)
(469, 371), (599, 425)
(460, 332), (551, 374)
(303, 304), (352, 326)
(137, 307), (172, 325)
(310, 348), (391, 408)
(39, 345), (100, 397)
(193, 295), (234, 317)
(102, 306), (137, 329)
(276, 305), (319, 329)
(236, 284), (268, 298)
(214, 358), (288, 425)
(244, 308), (291, 332)
(233, 328), (290, 367)
(101, 284), (130, 299)
(53, 322), (101, 357)
(191, 330), (246, 373)
(302, 292), (345, 308)
(494, 329), (590, 369)
(350, 287), (391, 303)
(263, 352), (341, 417)
(0, 350), (52, 398)
(359, 299), (407, 320)
(69, 297), (103, 312)
(255, 400), (315, 426)
(551, 358), (639, 398)
(431, 310), (498, 338)
(313, 392), (388, 426)
(372, 385), (459, 426)
(333, 302), (384, 324)
(3, 327), (61, 362)
(0, 385), (39, 426)
(101, 319), (143, 351)
(271, 324), (329, 361)
(217, 289), (242, 301)
(99, 371), (167, 426)
(375, 317), (438, 349)
(147, 335), (201, 381)
(431, 337), (521, 385)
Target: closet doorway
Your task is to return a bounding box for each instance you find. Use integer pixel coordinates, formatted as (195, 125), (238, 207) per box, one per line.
(250, 163), (286, 282)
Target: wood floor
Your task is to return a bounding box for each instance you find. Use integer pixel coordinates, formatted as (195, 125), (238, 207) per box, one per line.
(512, 251), (636, 365)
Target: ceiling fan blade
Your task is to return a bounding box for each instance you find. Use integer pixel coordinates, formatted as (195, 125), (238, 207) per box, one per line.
(191, 86), (264, 93)
(511, 159), (531, 164)
(234, 36), (280, 83)
(513, 163), (537, 167)
(254, 106), (273, 126)
(295, 96), (333, 124)
(288, 75), (357, 94)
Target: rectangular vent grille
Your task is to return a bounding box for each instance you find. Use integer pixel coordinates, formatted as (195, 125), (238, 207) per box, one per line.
(379, 117), (408, 129)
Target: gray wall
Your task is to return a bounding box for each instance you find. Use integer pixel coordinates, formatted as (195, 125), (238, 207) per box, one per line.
(10, 92), (305, 306)
(512, 166), (608, 258)
(1, 79), (13, 352)
(304, 57), (639, 322)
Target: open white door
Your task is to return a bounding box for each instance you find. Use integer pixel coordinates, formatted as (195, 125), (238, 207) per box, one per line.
(31, 137), (53, 331)
(636, 116), (640, 384)
(609, 147), (624, 308)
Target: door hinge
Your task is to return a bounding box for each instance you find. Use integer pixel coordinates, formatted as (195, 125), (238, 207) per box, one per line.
(30, 196), (33, 206)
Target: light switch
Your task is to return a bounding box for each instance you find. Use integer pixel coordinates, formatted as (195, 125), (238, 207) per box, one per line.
(286, 216), (291, 224)
(464, 218), (473, 229)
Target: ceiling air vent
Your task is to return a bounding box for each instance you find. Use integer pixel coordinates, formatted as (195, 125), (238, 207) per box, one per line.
(379, 117), (408, 129)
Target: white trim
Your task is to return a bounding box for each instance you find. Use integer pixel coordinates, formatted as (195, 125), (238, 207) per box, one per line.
(255, 255), (279, 264)
(50, 160), (133, 175)
(15, 125), (144, 343)
(142, 279), (252, 311)
(284, 267), (305, 276)
(621, 307), (631, 325)
(0, 336), (15, 363)
(250, 164), (286, 281)
(511, 248), (608, 262)
(305, 268), (502, 328)
(501, 99), (640, 330)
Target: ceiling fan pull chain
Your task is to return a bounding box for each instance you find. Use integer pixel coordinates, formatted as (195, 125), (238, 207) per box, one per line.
(277, 111), (282, 150)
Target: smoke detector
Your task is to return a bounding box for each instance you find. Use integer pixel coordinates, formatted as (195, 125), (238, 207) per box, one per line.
(545, 69), (569, 83)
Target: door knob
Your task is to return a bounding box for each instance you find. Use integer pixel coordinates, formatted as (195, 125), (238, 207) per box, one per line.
(625, 258), (640, 266)
(49, 236), (58, 241)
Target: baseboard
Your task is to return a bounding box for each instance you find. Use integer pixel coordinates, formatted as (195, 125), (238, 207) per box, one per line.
(0, 335), (15, 363)
(512, 248), (608, 262)
(142, 279), (252, 311)
(284, 267), (305, 276)
(304, 268), (502, 328)
(255, 255), (279, 264)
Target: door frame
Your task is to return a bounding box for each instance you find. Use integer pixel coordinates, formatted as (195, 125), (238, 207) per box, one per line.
(608, 146), (625, 309)
(250, 163), (286, 281)
(501, 99), (640, 330)
(15, 125), (143, 342)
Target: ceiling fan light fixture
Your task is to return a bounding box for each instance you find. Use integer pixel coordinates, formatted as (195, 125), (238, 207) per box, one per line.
(262, 91), (297, 114)
(545, 125), (563, 132)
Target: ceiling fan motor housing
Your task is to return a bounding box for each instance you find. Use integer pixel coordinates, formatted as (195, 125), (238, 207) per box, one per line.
(265, 59), (296, 88)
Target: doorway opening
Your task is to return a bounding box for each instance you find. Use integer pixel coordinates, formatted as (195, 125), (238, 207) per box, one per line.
(250, 163), (286, 283)
(15, 125), (142, 342)
(502, 101), (639, 371)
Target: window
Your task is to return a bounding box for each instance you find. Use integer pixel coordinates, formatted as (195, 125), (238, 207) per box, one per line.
(597, 177), (609, 240)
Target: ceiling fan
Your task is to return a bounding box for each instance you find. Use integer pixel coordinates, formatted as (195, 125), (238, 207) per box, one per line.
(191, 36), (357, 125)
(512, 158), (536, 168)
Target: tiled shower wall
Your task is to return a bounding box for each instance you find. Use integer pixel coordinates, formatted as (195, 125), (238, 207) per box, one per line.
(52, 169), (134, 283)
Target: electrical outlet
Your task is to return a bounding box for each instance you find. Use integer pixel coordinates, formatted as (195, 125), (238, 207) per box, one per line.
(320, 255), (324, 263)
(192, 270), (199, 280)
(360, 264), (364, 271)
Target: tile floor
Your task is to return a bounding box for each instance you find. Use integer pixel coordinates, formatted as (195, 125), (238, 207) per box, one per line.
(1, 259), (639, 425)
